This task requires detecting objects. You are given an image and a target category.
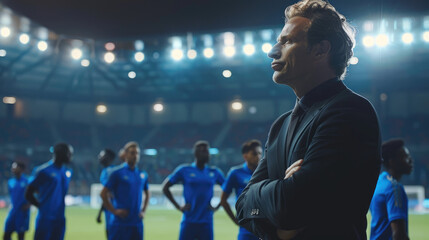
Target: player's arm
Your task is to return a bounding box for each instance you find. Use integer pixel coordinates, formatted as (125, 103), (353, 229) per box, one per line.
(220, 191), (238, 225)
(391, 219), (409, 240)
(25, 185), (40, 208)
(162, 180), (190, 212)
(100, 187), (128, 218)
(140, 189), (150, 218)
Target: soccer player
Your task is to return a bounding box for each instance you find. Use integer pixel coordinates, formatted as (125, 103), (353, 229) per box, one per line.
(96, 149), (116, 238)
(25, 143), (73, 240)
(370, 139), (413, 240)
(100, 142), (150, 240)
(220, 140), (262, 240)
(3, 162), (30, 240)
(162, 140), (225, 240)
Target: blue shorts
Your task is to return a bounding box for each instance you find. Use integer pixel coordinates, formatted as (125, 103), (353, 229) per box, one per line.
(4, 209), (30, 233)
(34, 218), (65, 240)
(179, 222), (213, 240)
(238, 227), (259, 240)
(108, 223), (143, 240)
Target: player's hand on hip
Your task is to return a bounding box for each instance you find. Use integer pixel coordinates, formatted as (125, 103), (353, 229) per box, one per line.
(284, 159), (303, 179)
(114, 209), (129, 218)
(139, 211), (145, 219)
(96, 216), (102, 223)
(180, 204), (191, 212)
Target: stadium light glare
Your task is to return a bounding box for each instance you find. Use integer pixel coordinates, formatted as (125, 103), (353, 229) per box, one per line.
(128, 71), (136, 79)
(0, 27), (11, 38)
(243, 44), (255, 56)
(362, 36), (375, 47)
(105, 42), (115, 51)
(222, 70), (232, 78)
(203, 48), (214, 58)
(3, 96), (16, 104)
(19, 33), (30, 44)
(171, 49), (184, 61)
(262, 43), (272, 53)
(96, 104), (107, 114)
(37, 41), (48, 51)
(375, 34), (389, 47)
(349, 56), (359, 65)
(153, 103), (164, 112)
(249, 106), (257, 114)
(224, 32), (235, 46)
(209, 148), (219, 155)
(104, 52), (115, 64)
(71, 48), (83, 60)
(423, 31), (429, 43)
(144, 149), (158, 156)
(187, 49), (197, 59)
(231, 101), (243, 111)
(0, 49), (6, 57)
(134, 52), (145, 62)
(80, 59), (90, 67)
(401, 33), (414, 44)
(223, 46), (236, 58)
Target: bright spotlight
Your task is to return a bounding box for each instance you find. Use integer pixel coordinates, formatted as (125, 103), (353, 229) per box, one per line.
(96, 104), (107, 113)
(187, 49), (197, 59)
(171, 49), (184, 61)
(81, 59), (90, 67)
(71, 48), (83, 60)
(262, 43), (272, 53)
(401, 33), (414, 44)
(423, 31), (429, 43)
(3, 96), (16, 104)
(104, 52), (115, 64)
(243, 44), (255, 56)
(222, 70), (232, 78)
(223, 46), (236, 58)
(203, 48), (214, 58)
(249, 106), (257, 114)
(362, 36), (375, 47)
(19, 33), (30, 44)
(0, 27), (11, 38)
(375, 34), (389, 47)
(153, 103), (164, 112)
(105, 42), (115, 51)
(349, 56), (359, 65)
(37, 41), (48, 51)
(231, 101), (243, 111)
(128, 71), (136, 79)
(0, 49), (6, 57)
(134, 52), (145, 62)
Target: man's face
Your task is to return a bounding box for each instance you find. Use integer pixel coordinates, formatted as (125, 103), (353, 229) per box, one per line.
(393, 146), (413, 175)
(195, 145), (210, 164)
(11, 162), (22, 176)
(268, 16), (313, 87)
(243, 146), (262, 168)
(126, 146), (140, 167)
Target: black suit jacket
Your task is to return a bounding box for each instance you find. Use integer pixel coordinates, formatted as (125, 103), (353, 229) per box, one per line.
(236, 82), (381, 240)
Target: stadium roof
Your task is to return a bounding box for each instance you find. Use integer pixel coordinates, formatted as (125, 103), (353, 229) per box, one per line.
(4, 0), (429, 39)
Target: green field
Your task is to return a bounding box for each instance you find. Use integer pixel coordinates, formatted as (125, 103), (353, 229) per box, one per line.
(1, 207), (428, 239)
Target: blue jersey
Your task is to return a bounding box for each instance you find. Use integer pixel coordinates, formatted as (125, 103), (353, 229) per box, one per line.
(29, 160), (72, 220)
(5, 175), (30, 233)
(105, 163), (149, 226)
(100, 166), (113, 186)
(223, 163), (259, 240)
(168, 162), (225, 223)
(370, 171), (408, 240)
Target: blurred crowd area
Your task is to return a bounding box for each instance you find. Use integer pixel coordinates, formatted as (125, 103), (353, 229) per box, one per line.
(0, 116), (429, 197)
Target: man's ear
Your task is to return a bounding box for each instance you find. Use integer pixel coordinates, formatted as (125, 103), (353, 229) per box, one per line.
(312, 40), (331, 61)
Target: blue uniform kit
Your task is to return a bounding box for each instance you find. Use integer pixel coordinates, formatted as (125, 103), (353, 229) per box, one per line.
(370, 171), (408, 240)
(104, 163), (149, 240)
(29, 160), (72, 240)
(168, 162), (225, 240)
(100, 166), (114, 230)
(4, 175), (30, 234)
(222, 163), (259, 240)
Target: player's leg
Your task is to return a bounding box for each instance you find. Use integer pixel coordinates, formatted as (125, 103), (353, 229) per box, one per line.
(179, 222), (197, 240)
(2, 231), (12, 240)
(34, 218), (51, 240)
(197, 223), (213, 240)
(50, 218), (66, 240)
(4, 212), (15, 240)
(17, 232), (25, 240)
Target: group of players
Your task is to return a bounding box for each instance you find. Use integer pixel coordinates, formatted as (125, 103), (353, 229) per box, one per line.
(3, 139), (265, 240)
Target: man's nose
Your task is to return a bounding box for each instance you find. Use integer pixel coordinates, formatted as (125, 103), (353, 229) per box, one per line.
(268, 43), (281, 59)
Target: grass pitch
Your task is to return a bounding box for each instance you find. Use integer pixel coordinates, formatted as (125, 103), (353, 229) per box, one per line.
(1, 206), (428, 239)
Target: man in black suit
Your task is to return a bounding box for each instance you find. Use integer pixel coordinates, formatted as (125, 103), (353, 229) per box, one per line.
(235, 0), (381, 239)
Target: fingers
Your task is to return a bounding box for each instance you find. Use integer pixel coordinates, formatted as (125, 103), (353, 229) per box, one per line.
(284, 159), (304, 179)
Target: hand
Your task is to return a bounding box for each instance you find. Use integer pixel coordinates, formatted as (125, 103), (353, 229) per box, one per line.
(284, 159), (303, 179)
(277, 229), (299, 240)
(96, 216), (102, 224)
(113, 209), (129, 218)
(180, 204), (191, 213)
(139, 211), (145, 219)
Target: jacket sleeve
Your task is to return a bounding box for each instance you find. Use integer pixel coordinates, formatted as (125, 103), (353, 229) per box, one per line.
(236, 99), (381, 235)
